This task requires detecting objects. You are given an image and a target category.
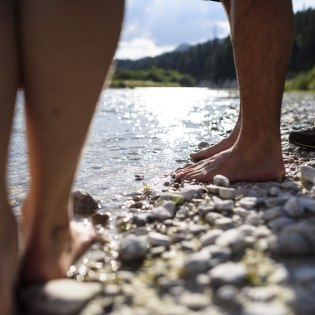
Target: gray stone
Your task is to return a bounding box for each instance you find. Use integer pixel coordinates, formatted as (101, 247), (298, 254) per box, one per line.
(269, 186), (282, 196)
(206, 184), (220, 194)
(213, 174), (230, 187)
(118, 234), (148, 262)
(234, 207), (249, 218)
(132, 213), (149, 226)
(19, 279), (102, 315)
(180, 185), (205, 200)
(264, 197), (288, 208)
(72, 190), (99, 215)
(148, 231), (171, 247)
(300, 165), (315, 183)
(262, 206), (284, 221)
(214, 217), (234, 230)
(215, 285), (240, 306)
(203, 245), (232, 262)
(213, 196), (234, 211)
(152, 201), (176, 221)
(216, 229), (246, 254)
(180, 293), (211, 311)
(238, 225), (256, 236)
(294, 266), (315, 283)
(200, 229), (223, 247)
(183, 250), (211, 275)
(210, 262), (247, 286)
(198, 204), (215, 217)
(219, 187), (237, 199)
(243, 302), (288, 315)
(283, 197), (304, 217)
(299, 197), (315, 213)
(268, 216), (295, 231)
(239, 197), (258, 210)
(280, 181), (299, 190)
(245, 213), (261, 226)
(245, 287), (277, 302)
(205, 212), (223, 224)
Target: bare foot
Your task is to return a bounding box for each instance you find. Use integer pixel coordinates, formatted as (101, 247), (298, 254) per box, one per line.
(176, 144), (285, 183)
(0, 211), (18, 315)
(190, 120), (241, 162)
(20, 221), (95, 285)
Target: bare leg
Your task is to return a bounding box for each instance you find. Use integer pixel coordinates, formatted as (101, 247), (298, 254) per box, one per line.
(0, 1), (19, 314)
(19, 0), (124, 284)
(190, 0), (240, 162)
(177, 0), (293, 182)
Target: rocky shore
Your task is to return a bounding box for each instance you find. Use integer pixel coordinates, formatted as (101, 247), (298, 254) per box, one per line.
(18, 93), (315, 315)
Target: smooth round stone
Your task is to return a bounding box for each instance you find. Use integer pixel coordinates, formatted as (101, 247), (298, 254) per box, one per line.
(215, 217), (234, 230)
(198, 141), (210, 149)
(268, 266), (289, 284)
(300, 165), (315, 183)
(180, 185), (205, 201)
(132, 213), (149, 226)
(254, 226), (271, 238)
(198, 204), (215, 217)
(219, 187), (237, 199)
(183, 250), (211, 275)
(294, 266), (315, 283)
(159, 192), (184, 205)
(299, 197), (315, 213)
(280, 181), (299, 190)
(203, 245), (232, 262)
(213, 175), (230, 187)
(239, 197), (258, 210)
(206, 184), (220, 194)
(201, 230), (224, 247)
(264, 197), (288, 208)
(148, 231), (171, 247)
(262, 206), (284, 221)
(215, 285), (240, 306)
(268, 217), (295, 231)
(118, 235), (148, 262)
(213, 196), (234, 211)
(245, 287), (277, 302)
(210, 262), (247, 286)
(269, 187), (282, 196)
(245, 213), (261, 226)
(180, 293), (211, 311)
(152, 201), (176, 221)
(283, 197), (304, 217)
(216, 229), (246, 254)
(234, 207), (249, 218)
(238, 225), (256, 236)
(205, 212), (223, 225)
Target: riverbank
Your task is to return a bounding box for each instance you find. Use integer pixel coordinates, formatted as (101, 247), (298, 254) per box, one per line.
(18, 92), (315, 315)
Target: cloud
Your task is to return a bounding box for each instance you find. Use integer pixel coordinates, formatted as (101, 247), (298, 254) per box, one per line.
(115, 38), (175, 60)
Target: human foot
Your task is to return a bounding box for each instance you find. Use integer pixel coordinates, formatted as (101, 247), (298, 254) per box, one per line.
(0, 211), (19, 315)
(190, 119), (241, 162)
(177, 144), (285, 183)
(20, 221), (95, 284)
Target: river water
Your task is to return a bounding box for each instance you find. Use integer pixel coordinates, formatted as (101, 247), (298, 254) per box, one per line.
(8, 87), (240, 212)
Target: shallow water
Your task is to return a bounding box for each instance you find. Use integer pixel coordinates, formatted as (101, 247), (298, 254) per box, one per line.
(8, 87), (240, 212)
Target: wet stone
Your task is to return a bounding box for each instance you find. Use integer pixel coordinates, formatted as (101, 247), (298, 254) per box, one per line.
(283, 197), (304, 217)
(210, 262), (247, 286)
(213, 175), (230, 187)
(72, 190), (99, 215)
(91, 212), (110, 226)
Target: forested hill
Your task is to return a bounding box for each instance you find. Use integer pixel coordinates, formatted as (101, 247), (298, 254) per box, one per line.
(116, 8), (315, 86)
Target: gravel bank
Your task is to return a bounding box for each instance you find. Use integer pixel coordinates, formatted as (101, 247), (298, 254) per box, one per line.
(19, 93), (315, 315)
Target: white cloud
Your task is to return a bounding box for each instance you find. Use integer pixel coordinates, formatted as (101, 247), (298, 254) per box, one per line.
(115, 38), (175, 60)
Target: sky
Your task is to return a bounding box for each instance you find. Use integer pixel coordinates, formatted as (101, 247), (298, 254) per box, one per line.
(115, 0), (315, 60)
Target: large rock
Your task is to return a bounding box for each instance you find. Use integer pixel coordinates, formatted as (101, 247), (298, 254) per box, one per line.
(72, 190), (99, 215)
(19, 279), (102, 315)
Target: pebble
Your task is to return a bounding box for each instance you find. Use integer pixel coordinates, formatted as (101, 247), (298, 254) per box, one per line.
(214, 217), (234, 230)
(262, 206), (284, 221)
(283, 197), (304, 217)
(152, 201), (176, 221)
(206, 184), (220, 194)
(238, 225), (256, 236)
(264, 197), (288, 208)
(159, 192), (184, 205)
(234, 207), (249, 218)
(213, 196), (234, 211)
(91, 212), (110, 226)
(203, 245), (232, 262)
(180, 185), (205, 201)
(213, 174), (230, 187)
(180, 293), (211, 311)
(280, 180), (299, 190)
(200, 229), (223, 247)
(245, 286), (277, 302)
(183, 250), (211, 275)
(299, 197), (315, 213)
(243, 302), (288, 315)
(239, 197), (258, 210)
(269, 186), (282, 196)
(198, 204), (215, 217)
(215, 229), (246, 254)
(245, 212), (261, 226)
(118, 235), (148, 262)
(294, 266), (315, 283)
(300, 165), (315, 183)
(19, 280), (102, 315)
(268, 216), (295, 231)
(210, 262), (247, 286)
(215, 285), (240, 306)
(219, 187), (237, 199)
(205, 212), (224, 225)
(148, 231), (171, 247)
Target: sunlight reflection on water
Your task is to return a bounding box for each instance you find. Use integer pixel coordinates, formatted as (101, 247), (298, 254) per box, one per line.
(8, 87), (239, 211)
